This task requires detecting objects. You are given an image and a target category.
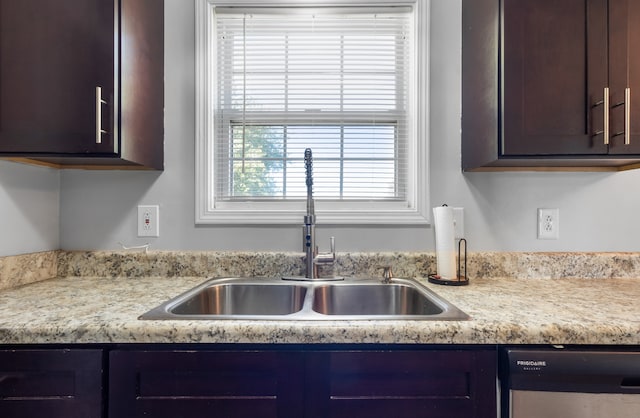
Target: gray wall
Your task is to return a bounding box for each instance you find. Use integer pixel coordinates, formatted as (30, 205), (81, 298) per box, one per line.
(3, 0), (640, 256)
(0, 161), (59, 257)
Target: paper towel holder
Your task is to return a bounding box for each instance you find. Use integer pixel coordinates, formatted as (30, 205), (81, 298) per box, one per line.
(428, 238), (469, 286)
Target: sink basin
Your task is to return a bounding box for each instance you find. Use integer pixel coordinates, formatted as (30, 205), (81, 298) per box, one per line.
(140, 277), (469, 321)
(141, 279), (308, 319)
(171, 283), (307, 316)
(312, 283), (444, 316)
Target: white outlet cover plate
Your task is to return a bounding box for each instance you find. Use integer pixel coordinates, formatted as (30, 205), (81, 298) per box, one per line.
(537, 208), (559, 240)
(138, 205), (160, 237)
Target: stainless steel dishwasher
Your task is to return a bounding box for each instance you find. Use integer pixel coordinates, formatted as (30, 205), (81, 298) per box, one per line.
(501, 347), (640, 418)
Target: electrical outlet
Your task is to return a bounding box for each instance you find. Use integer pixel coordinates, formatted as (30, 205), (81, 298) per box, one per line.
(138, 205), (159, 237)
(537, 208), (559, 240)
(452, 207), (465, 239)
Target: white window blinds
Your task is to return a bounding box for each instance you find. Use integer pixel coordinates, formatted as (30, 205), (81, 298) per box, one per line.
(213, 6), (413, 202)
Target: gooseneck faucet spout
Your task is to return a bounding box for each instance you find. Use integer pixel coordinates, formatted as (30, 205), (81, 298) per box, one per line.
(302, 148), (336, 279)
(304, 149), (316, 278)
(305, 148), (314, 219)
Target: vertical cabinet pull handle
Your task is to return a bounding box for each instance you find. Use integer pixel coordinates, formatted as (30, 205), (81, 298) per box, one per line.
(95, 86), (108, 144)
(625, 87), (631, 145)
(603, 87), (610, 145)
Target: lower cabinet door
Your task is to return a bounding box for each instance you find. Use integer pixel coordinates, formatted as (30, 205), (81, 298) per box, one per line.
(108, 347), (496, 418)
(109, 350), (305, 418)
(0, 349), (103, 418)
(305, 349), (497, 418)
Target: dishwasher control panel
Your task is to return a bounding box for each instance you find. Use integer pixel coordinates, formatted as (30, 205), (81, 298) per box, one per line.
(501, 347), (640, 418)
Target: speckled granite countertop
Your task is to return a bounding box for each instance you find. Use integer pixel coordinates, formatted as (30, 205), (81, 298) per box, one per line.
(0, 274), (638, 345)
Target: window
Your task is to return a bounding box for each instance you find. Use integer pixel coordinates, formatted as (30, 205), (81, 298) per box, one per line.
(196, 0), (429, 224)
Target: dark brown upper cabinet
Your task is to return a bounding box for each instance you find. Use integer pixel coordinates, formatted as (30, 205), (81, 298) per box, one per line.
(0, 0), (163, 170)
(462, 0), (640, 171)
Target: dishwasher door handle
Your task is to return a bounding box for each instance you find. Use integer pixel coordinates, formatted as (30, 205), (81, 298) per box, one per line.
(621, 377), (640, 388)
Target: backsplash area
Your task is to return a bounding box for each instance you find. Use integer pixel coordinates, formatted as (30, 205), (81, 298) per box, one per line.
(0, 251), (58, 291)
(1, 250), (640, 291)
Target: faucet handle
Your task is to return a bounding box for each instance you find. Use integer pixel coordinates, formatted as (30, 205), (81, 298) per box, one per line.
(315, 236), (336, 265)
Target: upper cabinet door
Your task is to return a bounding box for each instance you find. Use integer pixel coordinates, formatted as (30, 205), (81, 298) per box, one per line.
(608, 0), (640, 154)
(502, 0), (608, 156)
(462, 0), (640, 170)
(0, 0), (116, 155)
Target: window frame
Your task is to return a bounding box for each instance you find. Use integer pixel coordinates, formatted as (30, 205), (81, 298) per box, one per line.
(195, 0), (430, 225)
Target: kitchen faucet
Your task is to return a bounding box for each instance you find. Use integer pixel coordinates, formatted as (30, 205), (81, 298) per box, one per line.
(303, 148), (336, 279)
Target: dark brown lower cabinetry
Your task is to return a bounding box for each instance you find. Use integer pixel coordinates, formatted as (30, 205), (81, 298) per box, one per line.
(108, 349), (306, 418)
(108, 347), (497, 418)
(305, 350), (496, 418)
(0, 346), (497, 418)
(0, 349), (103, 418)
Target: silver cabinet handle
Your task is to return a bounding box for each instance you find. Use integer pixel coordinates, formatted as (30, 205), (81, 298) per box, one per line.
(625, 87), (631, 145)
(593, 88), (610, 144)
(604, 87), (610, 145)
(95, 86), (108, 144)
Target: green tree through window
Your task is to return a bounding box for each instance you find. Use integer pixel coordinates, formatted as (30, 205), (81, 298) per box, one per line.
(232, 125), (283, 197)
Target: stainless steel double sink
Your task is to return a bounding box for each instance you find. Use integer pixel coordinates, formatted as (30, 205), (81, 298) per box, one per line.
(139, 277), (470, 321)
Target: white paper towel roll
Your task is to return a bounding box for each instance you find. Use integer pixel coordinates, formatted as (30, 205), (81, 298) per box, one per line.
(433, 206), (457, 280)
